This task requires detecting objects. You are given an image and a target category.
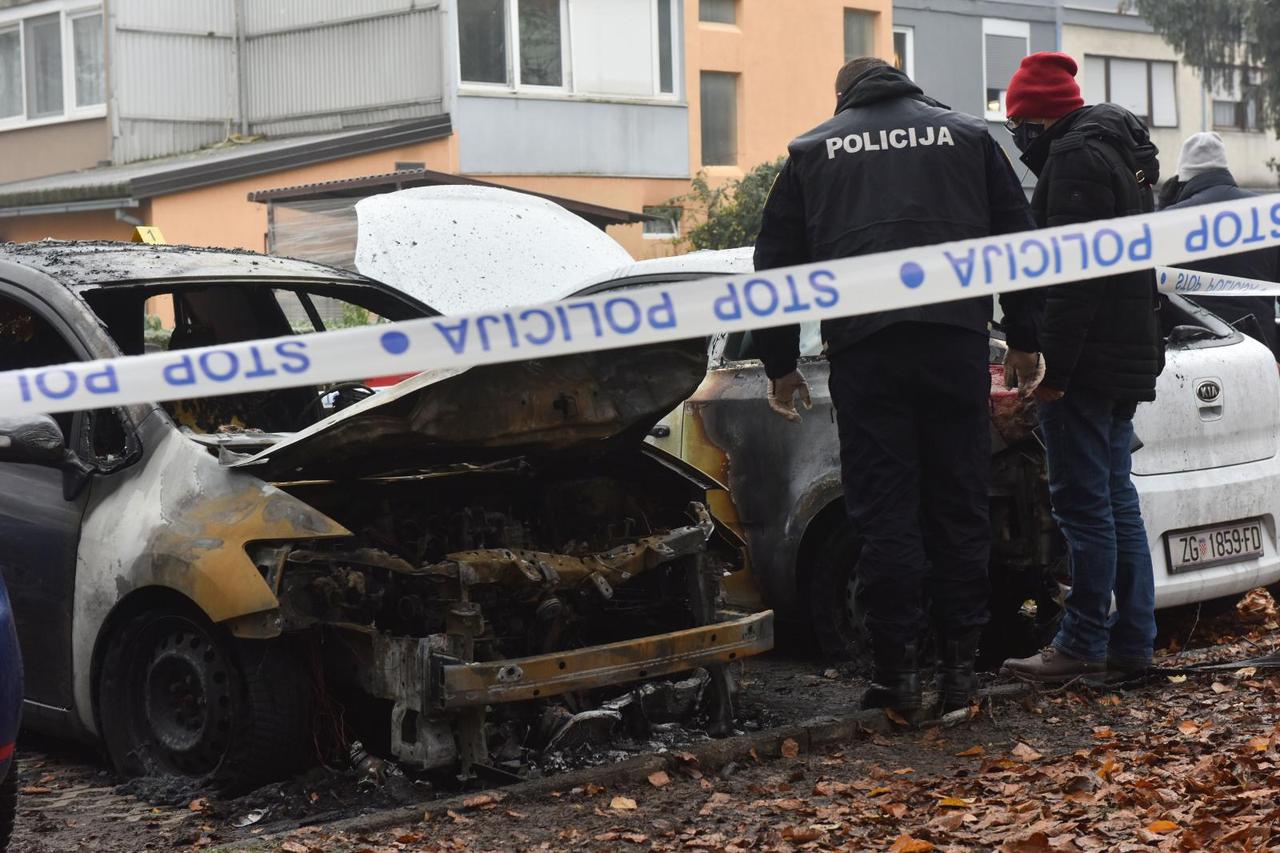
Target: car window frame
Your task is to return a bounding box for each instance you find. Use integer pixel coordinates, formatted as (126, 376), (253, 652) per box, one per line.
(0, 277), (136, 465)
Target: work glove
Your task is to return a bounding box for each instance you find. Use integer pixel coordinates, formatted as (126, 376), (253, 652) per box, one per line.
(767, 370), (812, 422)
(1003, 348), (1045, 397)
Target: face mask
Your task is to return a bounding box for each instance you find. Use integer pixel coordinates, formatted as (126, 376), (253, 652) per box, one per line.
(1011, 121), (1045, 153)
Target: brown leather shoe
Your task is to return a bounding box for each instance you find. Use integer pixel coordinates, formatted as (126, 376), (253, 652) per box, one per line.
(1000, 647), (1106, 683)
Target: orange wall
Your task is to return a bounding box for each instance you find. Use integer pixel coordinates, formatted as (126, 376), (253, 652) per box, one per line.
(686, 0), (894, 177)
(0, 207), (139, 243)
(148, 134), (460, 251)
(1, 135), (458, 252)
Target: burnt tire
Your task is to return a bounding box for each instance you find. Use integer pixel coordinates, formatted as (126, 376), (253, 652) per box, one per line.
(98, 607), (311, 792)
(808, 526), (871, 666)
(0, 758), (14, 852)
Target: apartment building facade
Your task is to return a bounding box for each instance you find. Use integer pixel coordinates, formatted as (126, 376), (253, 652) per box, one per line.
(0, 0), (891, 260)
(895, 0), (1280, 193)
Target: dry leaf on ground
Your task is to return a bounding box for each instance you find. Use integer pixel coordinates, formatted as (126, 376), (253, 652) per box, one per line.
(889, 834), (936, 852)
(648, 770), (671, 788)
(1011, 742), (1043, 762)
(610, 796), (638, 811)
(780, 737), (800, 758)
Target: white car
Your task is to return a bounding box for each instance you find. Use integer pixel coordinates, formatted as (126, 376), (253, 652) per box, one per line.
(573, 248), (1280, 658)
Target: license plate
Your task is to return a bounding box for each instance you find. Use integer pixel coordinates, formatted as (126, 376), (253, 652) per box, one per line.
(1166, 519), (1265, 574)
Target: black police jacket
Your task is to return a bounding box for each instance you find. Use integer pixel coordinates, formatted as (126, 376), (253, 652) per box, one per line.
(753, 65), (1038, 380)
(1019, 104), (1163, 401)
(1165, 169), (1280, 361)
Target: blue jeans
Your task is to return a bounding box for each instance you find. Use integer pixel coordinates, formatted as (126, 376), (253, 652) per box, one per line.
(1039, 391), (1156, 663)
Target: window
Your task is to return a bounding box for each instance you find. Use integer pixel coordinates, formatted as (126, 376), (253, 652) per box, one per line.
(24, 14), (63, 118)
(461, 0), (678, 99)
(893, 26), (914, 79)
(0, 5), (105, 129)
(460, 0), (510, 84)
(983, 19), (1030, 120)
(1082, 55), (1177, 128)
(1211, 67), (1261, 132)
(71, 11), (103, 108)
(843, 9), (876, 61)
(701, 71), (738, 166)
(517, 0), (563, 87)
(700, 0), (735, 24)
(0, 29), (19, 119)
(642, 205), (680, 239)
(657, 0), (674, 94)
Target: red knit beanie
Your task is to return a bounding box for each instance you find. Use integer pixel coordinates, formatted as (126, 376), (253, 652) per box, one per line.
(1005, 52), (1084, 120)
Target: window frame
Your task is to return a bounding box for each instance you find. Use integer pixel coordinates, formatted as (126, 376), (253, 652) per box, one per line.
(699, 69), (739, 167)
(0, 1), (105, 133)
(1083, 54), (1179, 129)
(1211, 66), (1262, 133)
(893, 25), (914, 79)
(458, 0), (681, 103)
(641, 205), (681, 240)
(842, 8), (878, 62)
(981, 18), (1030, 122)
(698, 0), (736, 26)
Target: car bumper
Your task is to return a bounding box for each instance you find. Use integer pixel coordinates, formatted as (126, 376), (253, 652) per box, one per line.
(1135, 455), (1280, 608)
(438, 610), (774, 708)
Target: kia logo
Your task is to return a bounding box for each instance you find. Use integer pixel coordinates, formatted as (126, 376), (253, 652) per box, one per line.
(1196, 379), (1222, 404)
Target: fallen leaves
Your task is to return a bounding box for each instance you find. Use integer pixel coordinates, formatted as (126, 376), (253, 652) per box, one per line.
(1011, 742), (1043, 762)
(780, 737), (800, 759)
(461, 791), (505, 809)
(647, 770), (671, 788)
(1146, 819), (1179, 834)
(955, 745), (985, 757)
(609, 795), (638, 811)
(889, 834), (936, 852)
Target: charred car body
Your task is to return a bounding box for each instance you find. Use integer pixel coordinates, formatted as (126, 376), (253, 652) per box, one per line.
(0, 241), (771, 787)
(587, 249), (1280, 664)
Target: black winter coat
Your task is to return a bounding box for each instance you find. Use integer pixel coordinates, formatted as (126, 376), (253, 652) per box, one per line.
(1165, 169), (1280, 360)
(752, 65), (1038, 380)
(1020, 104), (1164, 401)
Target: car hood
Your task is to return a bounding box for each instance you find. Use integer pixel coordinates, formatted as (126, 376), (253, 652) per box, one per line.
(230, 338), (708, 481)
(354, 186), (634, 314)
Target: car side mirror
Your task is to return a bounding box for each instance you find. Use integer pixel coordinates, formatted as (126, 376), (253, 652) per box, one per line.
(0, 414), (70, 468)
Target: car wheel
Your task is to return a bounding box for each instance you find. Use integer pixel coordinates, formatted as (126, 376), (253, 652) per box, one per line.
(808, 526), (872, 667)
(98, 607), (310, 792)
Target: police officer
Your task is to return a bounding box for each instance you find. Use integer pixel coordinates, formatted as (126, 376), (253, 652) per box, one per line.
(753, 56), (1041, 714)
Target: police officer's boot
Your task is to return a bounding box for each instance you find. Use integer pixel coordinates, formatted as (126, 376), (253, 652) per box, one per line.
(859, 637), (922, 712)
(937, 629), (981, 714)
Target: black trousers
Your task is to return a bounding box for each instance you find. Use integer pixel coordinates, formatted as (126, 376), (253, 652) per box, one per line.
(827, 322), (992, 647)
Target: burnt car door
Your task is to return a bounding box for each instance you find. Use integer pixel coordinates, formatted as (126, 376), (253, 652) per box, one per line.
(0, 285), (90, 710)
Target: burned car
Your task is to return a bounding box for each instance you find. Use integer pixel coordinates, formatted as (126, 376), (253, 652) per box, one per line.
(583, 248), (1280, 666)
(0, 241), (771, 788)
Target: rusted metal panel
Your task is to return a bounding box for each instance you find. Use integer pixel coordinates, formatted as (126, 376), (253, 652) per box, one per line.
(438, 611), (774, 708)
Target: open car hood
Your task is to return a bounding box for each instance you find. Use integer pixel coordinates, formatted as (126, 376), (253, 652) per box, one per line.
(230, 339), (708, 481)
(354, 186), (633, 314)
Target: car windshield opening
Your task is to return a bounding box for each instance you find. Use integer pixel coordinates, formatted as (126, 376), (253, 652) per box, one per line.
(82, 280), (431, 436)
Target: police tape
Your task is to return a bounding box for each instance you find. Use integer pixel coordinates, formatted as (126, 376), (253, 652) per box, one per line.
(1158, 266), (1280, 296)
(4, 193), (1280, 417)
